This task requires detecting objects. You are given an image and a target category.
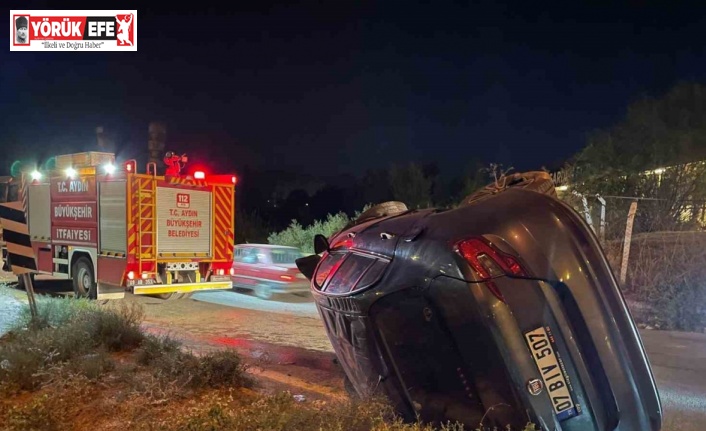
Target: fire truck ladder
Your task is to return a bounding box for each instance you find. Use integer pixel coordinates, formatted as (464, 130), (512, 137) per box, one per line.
(136, 176), (157, 273)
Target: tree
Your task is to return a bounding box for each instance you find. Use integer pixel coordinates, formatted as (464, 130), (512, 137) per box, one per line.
(573, 81), (706, 232)
(389, 162), (432, 209)
(267, 205), (372, 254)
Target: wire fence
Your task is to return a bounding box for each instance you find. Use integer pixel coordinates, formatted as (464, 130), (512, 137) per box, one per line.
(557, 192), (706, 330)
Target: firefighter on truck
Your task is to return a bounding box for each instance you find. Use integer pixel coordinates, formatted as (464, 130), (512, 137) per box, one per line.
(0, 151), (237, 301)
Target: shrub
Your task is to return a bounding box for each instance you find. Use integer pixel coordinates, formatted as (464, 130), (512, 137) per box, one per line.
(198, 349), (252, 389)
(136, 334), (182, 365)
(12, 295), (98, 330)
(135, 335), (252, 395)
(0, 298), (145, 393)
(85, 301), (145, 351)
(622, 231), (706, 331)
(4, 394), (62, 431)
(267, 205), (372, 253)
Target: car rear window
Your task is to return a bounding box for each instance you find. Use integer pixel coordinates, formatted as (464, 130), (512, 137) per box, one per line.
(315, 252), (345, 288)
(324, 254), (376, 294)
(270, 248), (305, 264)
(314, 251), (389, 295)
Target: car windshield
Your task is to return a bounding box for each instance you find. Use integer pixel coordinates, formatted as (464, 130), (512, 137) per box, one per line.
(270, 248), (305, 264)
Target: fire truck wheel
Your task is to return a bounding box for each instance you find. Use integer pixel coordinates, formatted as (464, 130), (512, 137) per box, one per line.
(255, 283), (273, 300)
(15, 273), (35, 290)
(72, 257), (96, 300)
(149, 292), (192, 300)
(151, 292), (178, 300)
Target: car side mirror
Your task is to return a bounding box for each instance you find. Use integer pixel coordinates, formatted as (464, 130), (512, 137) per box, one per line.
(314, 234), (330, 255)
(296, 255), (321, 281)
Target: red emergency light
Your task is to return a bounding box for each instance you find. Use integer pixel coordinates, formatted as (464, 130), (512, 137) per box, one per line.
(205, 174), (238, 185)
(123, 160), (136, 173)
(194, 171), (206, 180)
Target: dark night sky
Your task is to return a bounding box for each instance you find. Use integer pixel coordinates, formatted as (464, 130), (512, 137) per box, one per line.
(2, 1), (706, 180)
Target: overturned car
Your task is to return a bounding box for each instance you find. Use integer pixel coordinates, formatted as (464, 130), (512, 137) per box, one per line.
(297, 172), (662, 430)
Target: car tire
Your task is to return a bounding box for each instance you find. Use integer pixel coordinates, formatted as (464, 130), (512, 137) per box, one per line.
(342, 201), (409, 231)
(255, 283), (273, 300)
(460, 171), (556, 206)
(72, 257), (96, 300)
(356, 201), (408, 222)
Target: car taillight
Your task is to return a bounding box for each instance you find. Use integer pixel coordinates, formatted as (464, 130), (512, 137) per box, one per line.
(456, 237), (528, 301)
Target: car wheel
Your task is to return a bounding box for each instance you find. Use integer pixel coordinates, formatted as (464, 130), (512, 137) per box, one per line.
(255, 283), (273, 300)
(72, 257), (96, 299)
(342, 201), (409, 231)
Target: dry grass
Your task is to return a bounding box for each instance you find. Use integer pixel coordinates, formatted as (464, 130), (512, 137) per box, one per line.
(0, 296), (537, 431)
(1, 382), (537, 431)
(606, 231), (706, 331)
(0, 300), (144, 393)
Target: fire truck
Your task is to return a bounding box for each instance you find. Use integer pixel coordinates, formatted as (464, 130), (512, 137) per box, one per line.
(1, 151), (236, 300)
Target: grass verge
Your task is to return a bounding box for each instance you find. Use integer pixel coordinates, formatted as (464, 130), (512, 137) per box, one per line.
(0, 296), (535, 431)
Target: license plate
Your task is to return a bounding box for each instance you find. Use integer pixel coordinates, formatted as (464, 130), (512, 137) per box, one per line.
(525, 326), (579, 421)
(210, 275), (231, 282)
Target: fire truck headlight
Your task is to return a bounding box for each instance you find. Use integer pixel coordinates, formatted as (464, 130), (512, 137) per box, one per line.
(104, 164), (116, 175)
(65, 167), (76, 178)
(31, 170), (42, 181)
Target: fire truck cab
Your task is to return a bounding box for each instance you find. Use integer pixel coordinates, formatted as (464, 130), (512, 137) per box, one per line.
(3, 152), (236, 300)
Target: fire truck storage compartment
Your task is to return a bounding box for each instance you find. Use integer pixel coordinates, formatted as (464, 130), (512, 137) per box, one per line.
(156, 186), (212, 255)
(28, 183), (51, 241)
(28, 183), (53, 272)
(99, 180), (127, 254)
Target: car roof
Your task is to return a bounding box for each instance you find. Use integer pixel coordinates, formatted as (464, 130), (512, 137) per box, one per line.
(234, 243), (301, 250)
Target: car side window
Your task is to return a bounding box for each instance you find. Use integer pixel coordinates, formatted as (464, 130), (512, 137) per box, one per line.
(241, 248), (259, 264)
(234, 247), (244, 263)
(254, 248), (269, 264)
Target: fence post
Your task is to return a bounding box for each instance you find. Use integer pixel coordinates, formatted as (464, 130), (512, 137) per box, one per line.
(596, 195), (606, 244)
(620, 200), (638, 286)
(572, 191), (595, 232)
